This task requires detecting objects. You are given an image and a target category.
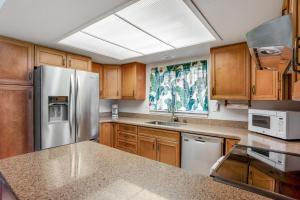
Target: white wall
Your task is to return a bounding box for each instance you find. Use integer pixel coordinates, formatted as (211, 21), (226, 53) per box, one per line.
(117, 55), (300, 122)
(99, 99), (113, 113)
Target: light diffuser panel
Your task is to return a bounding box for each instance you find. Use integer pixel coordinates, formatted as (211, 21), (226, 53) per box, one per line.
(83, 15), (173, 54)
(117, 0), (216, 48)
(59, 32), (141, 60)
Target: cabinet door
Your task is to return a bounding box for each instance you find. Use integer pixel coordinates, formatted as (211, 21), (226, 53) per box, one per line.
(248, 166), (276, 191)
(138, 135), (156, 160)
(121, 62), (146, 100)
(224, 138), (239, 154)
(211, 43), (250, 100)
(251, 58), (279, 100)
(121, 63), (136, 98)
(35, 46), (67, 67)
(92, 63), (103, 98)
(100, 123), (114, 147)
(67, 54), (91, 71)
(0, 37), (34, 85)
(156, 139), (180, 167)
(0, 85), (33, 159)
(102, 65), (121, 99)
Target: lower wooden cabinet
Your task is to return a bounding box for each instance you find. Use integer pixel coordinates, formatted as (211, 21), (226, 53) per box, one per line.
(115, 124), (138, 154)
(138, 127), (180, 167)
(224, 138), (240, 154)
(138, 135), (157, 160)
(99, 123), (114, 147)
(0, 85), (33, 159)
(248, 166), (276, 191)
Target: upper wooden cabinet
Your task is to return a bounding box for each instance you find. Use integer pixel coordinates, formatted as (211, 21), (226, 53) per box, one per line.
(0, 36), (34, 85)
(92, 63), (103, 98)
(67, 54), (91, 71)
(35, 46), (67, 67)
(102, 65), (122, 99)
(0, 85), (33, 159)
(251, 57), (279, 100)
(211, 43), (250, 100)
(121, 62), (146, 100)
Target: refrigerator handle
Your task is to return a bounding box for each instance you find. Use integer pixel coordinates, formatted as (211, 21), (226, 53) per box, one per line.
(76, 76), (80, 139)
(69, 75), (73, 138)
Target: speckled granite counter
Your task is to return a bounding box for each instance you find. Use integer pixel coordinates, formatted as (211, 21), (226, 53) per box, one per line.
(99, 117), (300, 154)
(0, 141), (268, 200)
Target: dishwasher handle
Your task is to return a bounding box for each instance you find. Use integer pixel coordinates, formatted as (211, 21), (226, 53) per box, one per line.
(182, 133), (224, 144)
(194, 138), (206, 143)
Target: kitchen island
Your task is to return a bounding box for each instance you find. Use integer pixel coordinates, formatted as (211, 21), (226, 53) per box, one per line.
(0, 141), (268, 200)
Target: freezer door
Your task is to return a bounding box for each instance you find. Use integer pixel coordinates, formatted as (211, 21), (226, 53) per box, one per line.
(40, 66), (76, 149)
(75, 70), (99, 142)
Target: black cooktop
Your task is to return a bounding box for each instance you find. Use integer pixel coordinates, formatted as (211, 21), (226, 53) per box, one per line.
(211, 145), (300, 200)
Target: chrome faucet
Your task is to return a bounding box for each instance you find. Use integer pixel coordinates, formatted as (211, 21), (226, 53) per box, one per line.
(170, 86), (179, 122)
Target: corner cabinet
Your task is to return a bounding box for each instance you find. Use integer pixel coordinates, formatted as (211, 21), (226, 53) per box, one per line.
(0, 36), (34, 85)
(211, 43), (250, 100)
(121, 62), (146, 100)
(102, 65), (122, 99)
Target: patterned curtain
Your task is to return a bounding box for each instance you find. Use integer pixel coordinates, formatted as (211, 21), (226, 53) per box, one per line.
(149, 60), (208, 113)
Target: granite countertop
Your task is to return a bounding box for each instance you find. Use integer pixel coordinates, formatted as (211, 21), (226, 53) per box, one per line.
(99, 117), (300, 154)
(0, 141), (268, 200)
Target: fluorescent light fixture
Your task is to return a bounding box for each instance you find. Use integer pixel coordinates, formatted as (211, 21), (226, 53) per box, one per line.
(59, 32), (141, 60)
(59, 0), (217, 60)
(83, 15), (173, 54)
(117, 0), (216, 48)
(0, 0), (6, 9)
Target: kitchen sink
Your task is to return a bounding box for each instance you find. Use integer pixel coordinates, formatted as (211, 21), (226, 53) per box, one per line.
(146, 120), (186, 127)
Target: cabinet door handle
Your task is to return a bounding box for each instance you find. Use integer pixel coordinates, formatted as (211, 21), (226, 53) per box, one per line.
(69, 60), (71, 67)
(252, 85), (256, 95)
(212, 87), (215, 95)
(28, 72), (32, 80)
(62, 58), (65, 66)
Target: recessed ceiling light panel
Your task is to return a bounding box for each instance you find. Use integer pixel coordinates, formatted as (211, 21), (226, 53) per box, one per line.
(58, 0), (217, 60)
(59, 32), (141, 60)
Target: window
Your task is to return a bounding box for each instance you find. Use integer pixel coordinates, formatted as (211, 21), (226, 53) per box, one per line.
(149, 60), (208, 113)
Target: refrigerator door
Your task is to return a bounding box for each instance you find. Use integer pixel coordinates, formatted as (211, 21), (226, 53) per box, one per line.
(39, 66), (76, 149)
(75, 70), (99, 142)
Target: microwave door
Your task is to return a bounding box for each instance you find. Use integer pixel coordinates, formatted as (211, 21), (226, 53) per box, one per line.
(40, 66), (76, 149)
(75, 70), (99, 142)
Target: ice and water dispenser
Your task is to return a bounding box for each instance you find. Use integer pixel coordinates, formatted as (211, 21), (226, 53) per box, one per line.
(48, 96), (68, 123)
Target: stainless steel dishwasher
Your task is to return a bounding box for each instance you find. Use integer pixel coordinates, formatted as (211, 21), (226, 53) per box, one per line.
(181, 133), (224, 176)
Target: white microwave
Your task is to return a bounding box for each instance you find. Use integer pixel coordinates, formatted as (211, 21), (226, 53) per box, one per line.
(248, 109), (300, 140)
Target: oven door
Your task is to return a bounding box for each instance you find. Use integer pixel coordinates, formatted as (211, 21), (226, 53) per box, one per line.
(248, 113), (276, 137)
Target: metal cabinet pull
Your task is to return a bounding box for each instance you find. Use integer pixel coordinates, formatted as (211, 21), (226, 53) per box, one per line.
(28, 72), (32, 80)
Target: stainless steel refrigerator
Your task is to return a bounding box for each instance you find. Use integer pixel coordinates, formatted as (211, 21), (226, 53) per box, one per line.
(34, 66), (99, 150)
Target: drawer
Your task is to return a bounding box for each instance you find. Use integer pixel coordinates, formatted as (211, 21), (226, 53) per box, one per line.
(138, 127), (180, 141)
(115, 139), (137, 154)
(117, 124), (137, 134)
(117, 131), (137, 142)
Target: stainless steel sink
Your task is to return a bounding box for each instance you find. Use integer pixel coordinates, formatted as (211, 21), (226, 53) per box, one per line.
(146, 121), (186, 127)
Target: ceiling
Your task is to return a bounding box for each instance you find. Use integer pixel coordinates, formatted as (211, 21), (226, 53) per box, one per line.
(0, 0), (283, 64)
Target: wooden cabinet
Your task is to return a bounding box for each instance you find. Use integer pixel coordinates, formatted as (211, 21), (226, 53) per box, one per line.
(102, 65), (121, 99)
(35, 46), (67, 67)
(217, 159), (248, 182)
(138, 127), (180, 167)
(0, 85), (33, 159)
(248, 166), (276, 191)
(92, 63), (103, 98)
(224, 138), (239, 154)
(138, 135), (156, 160)
(211, 43), (250, 100)
(0, 36), (34, 85)
(99, 123), (114, 147)
(121, 62), (146, 100)
(115, 124), (138, 154)
(67, 54), (91, 71)
(251, 58), (279, 100)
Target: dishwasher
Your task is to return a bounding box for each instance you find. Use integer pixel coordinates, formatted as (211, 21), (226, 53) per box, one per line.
(181, 133), (224, 176)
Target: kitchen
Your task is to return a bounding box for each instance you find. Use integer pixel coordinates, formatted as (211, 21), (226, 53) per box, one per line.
(1, 0), (300, 199)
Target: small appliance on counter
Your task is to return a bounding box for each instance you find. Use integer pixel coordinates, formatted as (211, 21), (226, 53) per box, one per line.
(248, 109), (300, 140)
(210, 145), (300, 200)
(112, 104), (118, 119)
